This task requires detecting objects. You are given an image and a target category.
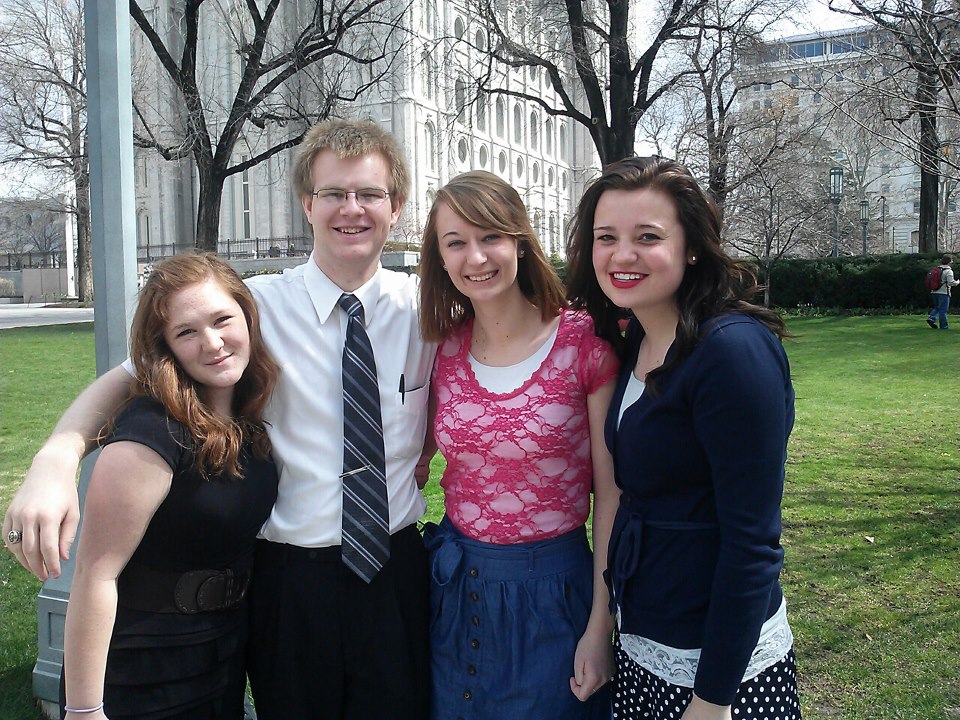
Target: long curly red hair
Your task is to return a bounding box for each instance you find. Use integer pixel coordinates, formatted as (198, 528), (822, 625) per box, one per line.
(126, 253), (279, 478)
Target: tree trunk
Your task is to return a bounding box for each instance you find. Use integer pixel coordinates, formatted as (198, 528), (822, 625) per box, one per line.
(599, 126), (637, 166)
(195, 170), (225, 253)
(915, 18), (940, 253)
(74, 171), (93, 301)
(918, 161), (938, 254)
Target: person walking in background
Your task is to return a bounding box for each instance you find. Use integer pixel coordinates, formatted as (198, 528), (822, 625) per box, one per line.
(61, 254), (279, 719)
(418, 171), (619, 719)
(927, 255), (958, 330)
(567, 156), (801, 720)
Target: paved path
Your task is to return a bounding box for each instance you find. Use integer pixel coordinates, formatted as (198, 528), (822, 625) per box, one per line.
(0, 304), (94, 330)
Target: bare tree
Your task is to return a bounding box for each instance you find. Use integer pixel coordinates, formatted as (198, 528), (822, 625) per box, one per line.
(458, 0), (716, 166)
(724, 116), (837, 302)
(828, 0), (960, 252)
(0, 0), (91, 299)
(662, 0), (809, 219)
(131, 0), (409, 251)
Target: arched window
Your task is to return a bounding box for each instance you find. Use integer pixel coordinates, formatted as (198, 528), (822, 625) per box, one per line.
(426, 0), (437, 36)
(530, 111), (540, 151)
(513, 104), (523, 144)
(455, 79), (467, 124)
(513, 6), (527, 41)
(545, 118), (553, 155)
(532, 16), (544, 44)
(475, 29), (486, 51)
(454, 16), (465, 38)
(421, 52), (435, 99)
(498, 151), (507, 174)
(477, 95), (487, 132)
(516, 157), (524, 177)
(559, 123), (567, 160)
(496, 97), (505, 137)
(458, 137), (469, 163)
(137, 212), (151, 249)
(237, 154), (252, 239)
(479, 145), (489, 167)
(425, 122), (436, 171)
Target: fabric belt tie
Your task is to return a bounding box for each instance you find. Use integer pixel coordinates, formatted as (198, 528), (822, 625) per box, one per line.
(605, 504), (718, 615)
(422, 520), (465, 587)
(338, 293), (390, 583)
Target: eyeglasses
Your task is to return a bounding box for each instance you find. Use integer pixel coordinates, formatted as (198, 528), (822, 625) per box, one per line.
(311, 188), (392, 207)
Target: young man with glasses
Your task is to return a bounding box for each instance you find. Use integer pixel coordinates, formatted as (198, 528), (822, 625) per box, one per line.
(4, 119), (435, 719)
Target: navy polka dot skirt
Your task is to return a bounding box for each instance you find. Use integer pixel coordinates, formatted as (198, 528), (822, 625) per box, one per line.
(612, 645), (801, 720)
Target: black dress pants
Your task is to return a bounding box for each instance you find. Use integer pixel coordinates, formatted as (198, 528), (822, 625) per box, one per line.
(247, 525), (430, 720)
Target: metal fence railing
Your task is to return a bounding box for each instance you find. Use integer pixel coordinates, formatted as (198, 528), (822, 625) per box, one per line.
(139, 237), (313, 263)
(0, 251), (67, 270)
(217, 236), (312, 260)
(4, 237), (315, 270)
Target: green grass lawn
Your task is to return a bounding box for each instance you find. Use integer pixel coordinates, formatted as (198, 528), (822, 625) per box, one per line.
(1, 316), (958, 719)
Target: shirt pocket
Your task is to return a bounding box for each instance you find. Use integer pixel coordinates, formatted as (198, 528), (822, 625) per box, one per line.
(381, 382), (430, 460)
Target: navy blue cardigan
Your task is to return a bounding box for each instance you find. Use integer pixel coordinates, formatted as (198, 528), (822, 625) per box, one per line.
(605, 313), (795, 705)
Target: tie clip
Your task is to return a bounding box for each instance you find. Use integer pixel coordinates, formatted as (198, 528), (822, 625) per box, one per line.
(340, 465), (371, 478)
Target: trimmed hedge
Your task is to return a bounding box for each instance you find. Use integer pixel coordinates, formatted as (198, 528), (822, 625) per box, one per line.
(767, 253), (952, 310)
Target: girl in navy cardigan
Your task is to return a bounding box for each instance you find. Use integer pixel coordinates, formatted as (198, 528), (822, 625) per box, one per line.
(566, 156), (801, 720)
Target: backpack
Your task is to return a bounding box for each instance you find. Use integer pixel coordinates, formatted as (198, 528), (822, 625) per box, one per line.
(925, 266), (944, 291)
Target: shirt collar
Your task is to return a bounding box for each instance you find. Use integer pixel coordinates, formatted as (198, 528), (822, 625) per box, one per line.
(303, 254), (383, 327)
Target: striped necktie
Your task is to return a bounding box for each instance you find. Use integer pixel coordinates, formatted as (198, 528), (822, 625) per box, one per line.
(338, 293), (389, 583)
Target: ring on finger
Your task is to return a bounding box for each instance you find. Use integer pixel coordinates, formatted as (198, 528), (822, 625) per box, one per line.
(7, 529), (22, 545)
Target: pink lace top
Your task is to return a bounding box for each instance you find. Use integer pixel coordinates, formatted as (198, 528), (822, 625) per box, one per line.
(433, 310), (619, 543)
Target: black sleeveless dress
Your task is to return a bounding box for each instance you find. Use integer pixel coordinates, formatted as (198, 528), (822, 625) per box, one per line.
(65, 397), (278, 720)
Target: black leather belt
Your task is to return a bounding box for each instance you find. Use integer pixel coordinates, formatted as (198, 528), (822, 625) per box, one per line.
(117, 563), (251, 614)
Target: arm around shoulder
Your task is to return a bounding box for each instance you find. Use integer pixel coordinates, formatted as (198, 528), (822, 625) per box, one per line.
(3, 365), (135, 580)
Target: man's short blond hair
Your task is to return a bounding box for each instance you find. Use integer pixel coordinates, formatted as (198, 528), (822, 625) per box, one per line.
(293, 119), (409, 208)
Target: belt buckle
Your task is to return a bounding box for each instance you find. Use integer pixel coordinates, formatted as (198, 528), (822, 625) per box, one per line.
(174, 569), (249, 613)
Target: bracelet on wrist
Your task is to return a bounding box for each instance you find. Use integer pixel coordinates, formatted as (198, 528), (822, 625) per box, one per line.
(64, 701), (104, 714)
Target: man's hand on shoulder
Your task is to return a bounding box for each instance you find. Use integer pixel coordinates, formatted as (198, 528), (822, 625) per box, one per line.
(3, 443), (82, 580)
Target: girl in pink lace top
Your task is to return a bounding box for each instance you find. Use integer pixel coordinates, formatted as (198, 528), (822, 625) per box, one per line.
(432, 310), (617, 544)
(418, 171), (619, 720)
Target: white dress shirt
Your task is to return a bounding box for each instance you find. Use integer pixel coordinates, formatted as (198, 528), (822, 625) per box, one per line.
(245, 257), (436, 547)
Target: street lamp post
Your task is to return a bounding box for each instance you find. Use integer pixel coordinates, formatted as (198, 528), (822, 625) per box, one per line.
(876, 195), (887, 252)
(829, 167), (844, 257)
(860, 198), (869, 255)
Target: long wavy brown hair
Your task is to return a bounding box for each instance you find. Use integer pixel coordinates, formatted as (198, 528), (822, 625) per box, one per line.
(567, 156), (787, 377)
(122, 253), (279, 478)
(419, 171), (567, 341)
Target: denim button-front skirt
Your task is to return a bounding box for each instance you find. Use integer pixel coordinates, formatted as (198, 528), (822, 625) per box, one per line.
(423, 516), (611, 720)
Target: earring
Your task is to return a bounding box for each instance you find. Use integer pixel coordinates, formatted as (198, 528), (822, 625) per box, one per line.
(690, 256), (697, 264)
(442, 264), (447, 270)
(518, 249), (526, 258)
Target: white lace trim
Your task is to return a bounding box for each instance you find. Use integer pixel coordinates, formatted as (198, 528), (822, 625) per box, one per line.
(618, 598), (794, 688)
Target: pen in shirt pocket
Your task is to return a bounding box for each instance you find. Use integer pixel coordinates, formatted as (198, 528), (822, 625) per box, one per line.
(399, 374), (405, 404)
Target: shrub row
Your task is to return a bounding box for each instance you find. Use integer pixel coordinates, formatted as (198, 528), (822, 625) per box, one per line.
(767, 254), (949, 310)
(551, 253), (950, 312)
